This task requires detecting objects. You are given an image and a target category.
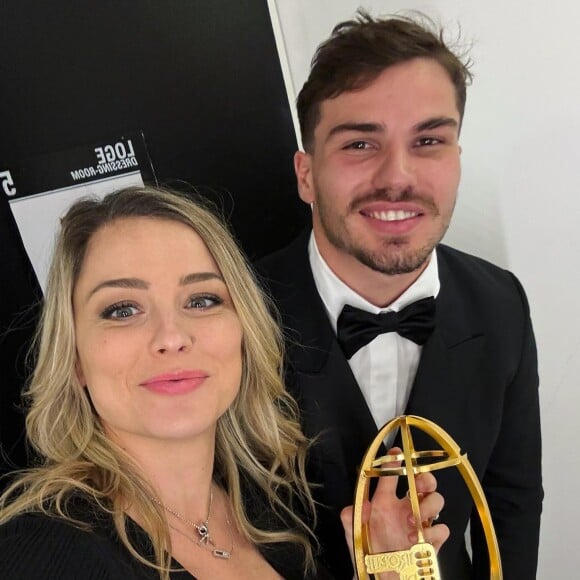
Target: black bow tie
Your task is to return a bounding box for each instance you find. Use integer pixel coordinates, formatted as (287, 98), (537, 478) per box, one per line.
(336, 297), (436, 359)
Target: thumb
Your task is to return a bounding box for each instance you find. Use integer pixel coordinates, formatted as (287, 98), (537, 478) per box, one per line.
(341, 501), (372, 547)
(341, 505), (354, 544)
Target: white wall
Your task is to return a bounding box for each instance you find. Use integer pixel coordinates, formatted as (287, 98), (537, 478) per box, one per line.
(272, 0), (579, 575)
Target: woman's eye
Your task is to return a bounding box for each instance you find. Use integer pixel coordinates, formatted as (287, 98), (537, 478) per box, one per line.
(101, 302), (140, 320)
(187, 295), (222, 310)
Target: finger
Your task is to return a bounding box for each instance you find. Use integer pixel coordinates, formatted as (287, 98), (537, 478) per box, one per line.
(407, 491), (444, 528)
(405, 473), (438, 527)
(372, 447), (403, 500)
(421, 491), (444, 522)
(414, 471), (438, 495)
(419, 523), (450, 552)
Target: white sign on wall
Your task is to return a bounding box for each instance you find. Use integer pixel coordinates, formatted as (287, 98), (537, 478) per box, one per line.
(2, 132), (156, 290)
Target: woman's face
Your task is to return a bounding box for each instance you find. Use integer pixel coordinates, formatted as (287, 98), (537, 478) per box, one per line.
(73, 217), (243, 447)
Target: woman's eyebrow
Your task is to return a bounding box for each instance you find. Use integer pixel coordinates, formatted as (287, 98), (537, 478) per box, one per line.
(86, 272), (224, 302)
(180, 272), (224, 285)
(87, 277), (148, 301)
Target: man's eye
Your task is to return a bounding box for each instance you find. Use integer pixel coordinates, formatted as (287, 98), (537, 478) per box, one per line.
(416, 137), (442, 146)
(101, 302), (139, 319)
(344, 141), (372, 150)
(187, 294), (222, 310)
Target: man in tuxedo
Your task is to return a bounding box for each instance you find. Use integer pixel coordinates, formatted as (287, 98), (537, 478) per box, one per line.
(258, 11), (542, 579)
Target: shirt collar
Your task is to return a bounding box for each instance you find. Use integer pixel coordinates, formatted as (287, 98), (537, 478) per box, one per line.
(308, 232), (440, 332)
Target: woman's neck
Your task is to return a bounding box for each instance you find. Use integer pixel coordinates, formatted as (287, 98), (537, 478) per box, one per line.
(109, 426), (217, 521)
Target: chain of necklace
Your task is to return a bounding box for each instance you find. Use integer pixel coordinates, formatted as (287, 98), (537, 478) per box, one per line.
(152, 487), (234, 559)
(167, 517), (234, 559)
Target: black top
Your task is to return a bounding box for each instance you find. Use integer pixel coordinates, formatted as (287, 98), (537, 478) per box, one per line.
(0, 496), (330, 579)
(0, 510), (169, 580)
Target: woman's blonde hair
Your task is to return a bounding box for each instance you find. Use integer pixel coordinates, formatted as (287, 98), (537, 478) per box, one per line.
(0, 186), (315, 577)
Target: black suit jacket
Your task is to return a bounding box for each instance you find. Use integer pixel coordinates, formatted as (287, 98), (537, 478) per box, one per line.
(257, 231), (542, 579)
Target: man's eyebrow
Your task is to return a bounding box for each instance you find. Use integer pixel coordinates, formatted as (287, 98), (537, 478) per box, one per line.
(87, 278), (148, 300)
(326, 118), (458, 141)
(414, 117), (458, 132)
(326, 122), (384, 141)
(180, 272), (223, 285)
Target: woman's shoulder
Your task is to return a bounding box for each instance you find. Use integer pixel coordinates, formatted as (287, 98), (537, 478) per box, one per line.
(0, 508), (157, 580)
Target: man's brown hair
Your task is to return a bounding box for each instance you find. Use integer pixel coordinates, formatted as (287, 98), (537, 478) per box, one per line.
(297, 10), (473, 152)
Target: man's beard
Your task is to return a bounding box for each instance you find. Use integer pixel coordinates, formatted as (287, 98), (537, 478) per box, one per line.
(348, 236), (438, 275)
(317, 188), (449, 276)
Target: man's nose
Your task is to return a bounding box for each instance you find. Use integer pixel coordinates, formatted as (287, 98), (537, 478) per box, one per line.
(370, 144), (417, 196)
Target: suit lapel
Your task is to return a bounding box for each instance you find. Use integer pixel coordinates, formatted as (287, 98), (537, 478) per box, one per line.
(406, 246), (487, 450)
(260, 231), (377, 490)
(295, 342), (378, 482)
(259, 229), (333, 372)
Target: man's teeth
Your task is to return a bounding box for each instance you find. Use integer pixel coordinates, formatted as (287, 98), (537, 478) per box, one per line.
(367, 210), (418, 221)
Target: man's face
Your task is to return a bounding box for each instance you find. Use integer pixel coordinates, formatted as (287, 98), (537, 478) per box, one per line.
(295, 57), (461, 279)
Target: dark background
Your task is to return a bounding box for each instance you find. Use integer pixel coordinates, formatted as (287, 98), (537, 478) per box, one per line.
(0, 0), (308, 476)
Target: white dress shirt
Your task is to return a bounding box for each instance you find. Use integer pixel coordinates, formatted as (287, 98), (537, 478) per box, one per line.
(308, 234), (440, 444)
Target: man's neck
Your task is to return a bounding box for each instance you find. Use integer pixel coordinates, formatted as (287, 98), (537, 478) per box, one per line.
(314, 234), (427, 308)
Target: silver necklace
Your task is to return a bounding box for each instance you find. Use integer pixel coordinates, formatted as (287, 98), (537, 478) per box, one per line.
(152, 488), (234, 559)
(167, 518), (234, 559)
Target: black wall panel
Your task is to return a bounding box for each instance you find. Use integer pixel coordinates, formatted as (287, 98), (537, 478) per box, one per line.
(0, 0), (307, 475)
(0, 0), (307, 257)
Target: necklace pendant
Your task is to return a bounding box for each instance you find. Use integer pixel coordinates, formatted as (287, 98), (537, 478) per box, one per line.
(196, 524), (213, 546)
(212, 549), (231, 559)
(198, 534), (211, 546)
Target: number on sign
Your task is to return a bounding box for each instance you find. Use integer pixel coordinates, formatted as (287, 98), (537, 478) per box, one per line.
(0, 170), (16, 196)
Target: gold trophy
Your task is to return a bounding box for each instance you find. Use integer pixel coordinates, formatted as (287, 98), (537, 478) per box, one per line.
(353, 415), (502, 579)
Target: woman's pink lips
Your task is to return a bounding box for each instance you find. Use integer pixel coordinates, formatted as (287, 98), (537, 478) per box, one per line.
(140, 371), (208, 395)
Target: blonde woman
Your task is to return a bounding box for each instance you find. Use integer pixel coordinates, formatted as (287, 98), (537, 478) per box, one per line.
(0, 186), (446, 579)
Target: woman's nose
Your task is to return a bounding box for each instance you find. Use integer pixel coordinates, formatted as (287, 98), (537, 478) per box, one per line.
(150, 314), (194, 355)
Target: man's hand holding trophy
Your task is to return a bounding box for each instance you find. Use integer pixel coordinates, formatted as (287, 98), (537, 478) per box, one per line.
(343, 416), (503, 579)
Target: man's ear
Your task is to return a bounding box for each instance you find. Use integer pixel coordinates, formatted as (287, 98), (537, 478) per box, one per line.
(294, 150), (315, 204)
